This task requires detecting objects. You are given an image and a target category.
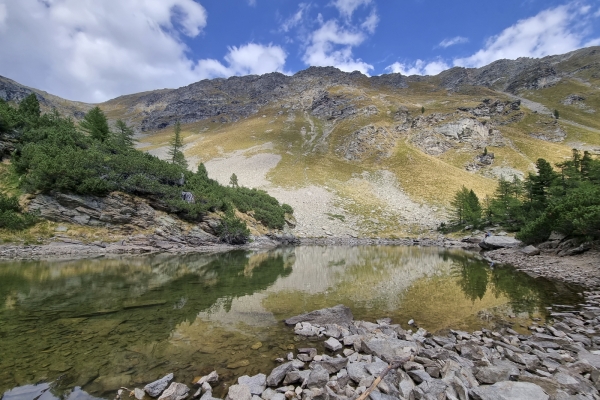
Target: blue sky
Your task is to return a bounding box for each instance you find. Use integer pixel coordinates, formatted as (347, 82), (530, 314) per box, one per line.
(0, 0), (599, 102)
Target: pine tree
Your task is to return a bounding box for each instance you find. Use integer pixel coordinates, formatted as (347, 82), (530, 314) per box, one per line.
(80, 106), (110, 142)
(450, 186), (482, 227)
(167, 121), (187, 169)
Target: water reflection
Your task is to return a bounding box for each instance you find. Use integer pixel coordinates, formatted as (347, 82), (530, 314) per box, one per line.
(0, 246), (582, 399)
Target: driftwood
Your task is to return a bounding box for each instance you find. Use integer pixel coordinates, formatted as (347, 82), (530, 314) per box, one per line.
(356, 357), (410, 400)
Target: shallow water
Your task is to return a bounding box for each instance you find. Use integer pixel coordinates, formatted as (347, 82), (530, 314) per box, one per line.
(0, 246), (582, 399)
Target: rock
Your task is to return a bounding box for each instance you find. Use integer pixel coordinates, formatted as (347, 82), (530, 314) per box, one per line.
(347, 362), (370, 383)
(414, 379), (447, 399)
(284, 305), (354, 328)
(226, 385), (252, 400)
(228, 360), (251, 369)
(479, 236), (522, 250)
(360, 337), (416, 362)
(283, 370), (310, 386)
(144, 373), (174, 398)
(324, 337), (342, 352)
(267, 362), (294, 387)
(134, 388), (145, 400)
(408, 370), (432, 384)
(475, 361), (520, 384)
(521, 245), (540, 256)
(548, 231), (567, 241)
(306, 366), (329, 389)
(238, 374), (267, 395)
(158, 382), (190, 400)
(471, 381), (549, 400)
(314, 357), (348, 373)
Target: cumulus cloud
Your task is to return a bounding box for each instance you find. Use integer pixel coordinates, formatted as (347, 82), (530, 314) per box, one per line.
(196, 43), (288, 79)
(438, 36), (469, 48)
(332, 0), (372, 20)
(302, 19), (373, 74)
(0, 0), (210, 102)
(454, 3), (600, 68)
(385, 60), (450, 76)
(361, 10), (379, 34)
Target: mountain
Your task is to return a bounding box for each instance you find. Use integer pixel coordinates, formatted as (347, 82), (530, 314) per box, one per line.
(2, 47), (599, 238)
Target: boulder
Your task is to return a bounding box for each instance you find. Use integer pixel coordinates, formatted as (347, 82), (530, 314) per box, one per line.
(238, 374), (267, 396)
(144, 373), (174, 398)
(226, 385), (252, 400)
(470, 381), (549, 400)
(360, 337), (417, 362)
(324, 337), (342, 352)
(284, 305), (354, 327)
(475, 361), (520, 384)
(521, 245), (540, 256)
(266, 362), (294, 387)
(306, 366), (329, 389)
(479, 236), (522, 250)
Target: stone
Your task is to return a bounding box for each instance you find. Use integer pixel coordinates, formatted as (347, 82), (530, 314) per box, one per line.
(475, 361), (520, 384)
(284, 305), (354, 328)
(134, 388), (145, 400)
(471, 381), (549, 400)
(479, 236), (522, 250)
(324, 337), (343, 352)
(283, 370), (310, 386)
(360, 337), (416, 362)
(158, 382), (190, 400)
(407, 370), (432, 384)
(226, 385), (252, 400)
(314, 357), (348, 374)
(238, 374), (267, 395)
(144, 373), (174, 398)
(267, 362), (294, 387)
(306, 366), (330, 389)
(414, 379), (447, 400)
(347, 362), (369, 383)
(521, 245), (540, 256)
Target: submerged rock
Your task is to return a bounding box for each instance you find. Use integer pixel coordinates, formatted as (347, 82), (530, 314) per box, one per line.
(284, 305), (354, 327)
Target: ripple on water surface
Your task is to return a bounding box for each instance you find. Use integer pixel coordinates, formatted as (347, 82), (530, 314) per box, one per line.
(0, 245), (582, 398)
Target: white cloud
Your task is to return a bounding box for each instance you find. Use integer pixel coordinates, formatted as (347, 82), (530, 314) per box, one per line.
(332, 0), (372, 20)
(385, 60), (449, 76)
(438, 36), (469, 48)
(196, 43), (288, 79)
(248, 0), (256, 6)
(361, 10), (379, 34)
(0, 0), (210, 102)
(454, 3), (600, 68)
(302, 19), (373, 74)
(280, 3), (310, 33)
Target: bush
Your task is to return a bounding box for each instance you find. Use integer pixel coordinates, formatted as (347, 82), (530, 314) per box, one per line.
(215, 210), (250, 244)
(0, 193), (37, 230)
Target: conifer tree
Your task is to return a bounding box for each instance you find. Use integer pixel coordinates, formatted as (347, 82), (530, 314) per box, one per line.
(80, 106), (109, 142)
(167, 121), (187, 169)
(229, 173), (239, 188)
(18, 93), (41, 120)
(114, 119), (136, 148)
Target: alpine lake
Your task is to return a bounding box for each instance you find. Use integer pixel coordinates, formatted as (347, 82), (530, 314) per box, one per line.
(0, 245), (583, 399)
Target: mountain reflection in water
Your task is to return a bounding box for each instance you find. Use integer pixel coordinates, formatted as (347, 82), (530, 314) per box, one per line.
(0, 246), (582, 399)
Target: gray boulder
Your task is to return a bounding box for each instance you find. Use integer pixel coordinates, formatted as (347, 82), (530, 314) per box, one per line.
(324, 337), (343, 352)
(144, 373), (174, 398)
(475, 361), (520, 384)
(360, 337), (416, 362)
(226, 385), (252, 400)
(306, 366), (329, 389)
(471, 381), (549, 400)
(521, 245), (540, 256)
(479, 236), (522, 250)
(284, 305), (354, 327)
(266, 362), (294, 387)
(238, 374), (267, 395)
(313, 357), (348, 374)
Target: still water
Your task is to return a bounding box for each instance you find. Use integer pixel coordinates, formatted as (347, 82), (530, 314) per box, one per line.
(0, 246), (582, 399)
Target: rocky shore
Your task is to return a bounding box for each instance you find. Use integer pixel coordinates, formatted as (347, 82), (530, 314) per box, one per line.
(124, 297), (600, 400)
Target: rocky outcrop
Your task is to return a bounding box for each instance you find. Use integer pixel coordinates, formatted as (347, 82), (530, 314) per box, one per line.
(337, 125), (400, 160)
(28, 192), (157, 228)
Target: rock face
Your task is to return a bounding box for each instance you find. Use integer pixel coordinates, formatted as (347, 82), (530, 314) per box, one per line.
(284, 305), (354, 327)
(471, 381), (549, 400)
(28, 192), (157, 228)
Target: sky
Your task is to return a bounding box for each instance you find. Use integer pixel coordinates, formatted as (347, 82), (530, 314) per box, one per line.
(0, 0), (599, 103)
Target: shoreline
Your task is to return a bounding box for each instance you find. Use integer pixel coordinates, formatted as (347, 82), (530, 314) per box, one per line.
(1, 235), (598, 292)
